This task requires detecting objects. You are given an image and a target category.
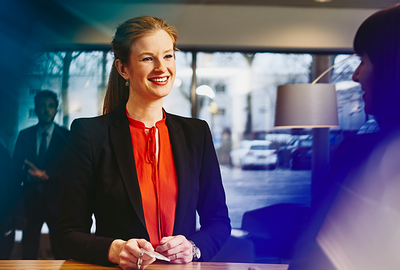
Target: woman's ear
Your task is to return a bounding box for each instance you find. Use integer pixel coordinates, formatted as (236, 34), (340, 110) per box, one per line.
(115, 59), (129, 80)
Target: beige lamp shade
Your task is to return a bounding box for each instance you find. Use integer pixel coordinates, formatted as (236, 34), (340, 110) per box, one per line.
(274, 83), (339, 128)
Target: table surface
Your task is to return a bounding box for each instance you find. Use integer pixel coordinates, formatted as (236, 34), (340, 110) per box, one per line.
(0, 260), (289, 270)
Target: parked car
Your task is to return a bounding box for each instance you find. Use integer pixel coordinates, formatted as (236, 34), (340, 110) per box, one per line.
(230, 140), (253, 168)
(290, 137), (313, 170)
(277, 136), (298, 168)
(239, 140), (277, 170)
(277, 135), (310, 168)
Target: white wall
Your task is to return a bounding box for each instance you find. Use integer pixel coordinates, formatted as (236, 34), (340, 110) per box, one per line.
(50, 3), (378, 51)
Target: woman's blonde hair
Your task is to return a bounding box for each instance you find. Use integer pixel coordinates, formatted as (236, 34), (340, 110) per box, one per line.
(102, 16), (178, 114)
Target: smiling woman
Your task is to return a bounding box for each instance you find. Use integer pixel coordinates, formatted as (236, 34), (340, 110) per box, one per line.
(115, 29), (177, 122)
(103, 16), (178, 115)
(58, 16), (231, 270)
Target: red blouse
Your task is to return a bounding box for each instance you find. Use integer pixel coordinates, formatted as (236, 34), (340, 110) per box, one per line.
(127, 111), (178, 247)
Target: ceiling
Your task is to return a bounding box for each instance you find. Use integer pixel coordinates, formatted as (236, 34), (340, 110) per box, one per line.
(6, 0), (399, 53)
(61, 0), (399, 9)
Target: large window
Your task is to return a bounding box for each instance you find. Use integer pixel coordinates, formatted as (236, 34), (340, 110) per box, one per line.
(23, 50), (364, 230)
(194, 52), (314, 228)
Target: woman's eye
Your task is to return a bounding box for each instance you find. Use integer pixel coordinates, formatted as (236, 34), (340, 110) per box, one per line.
(165, 54), (174, 59)
(142, 57), (152, 61)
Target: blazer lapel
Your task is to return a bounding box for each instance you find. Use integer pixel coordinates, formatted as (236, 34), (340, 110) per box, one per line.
(166, 113), (191, 233)
(110, 106), (146, 228)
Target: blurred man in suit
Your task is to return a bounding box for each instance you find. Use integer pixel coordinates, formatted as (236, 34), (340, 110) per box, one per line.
(13, 90), (69, 259)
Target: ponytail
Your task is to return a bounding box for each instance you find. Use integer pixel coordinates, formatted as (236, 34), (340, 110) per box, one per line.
(102, 63), (129, 114)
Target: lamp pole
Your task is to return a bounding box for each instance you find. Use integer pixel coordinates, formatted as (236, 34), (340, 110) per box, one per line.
(311, 55), (334, 196)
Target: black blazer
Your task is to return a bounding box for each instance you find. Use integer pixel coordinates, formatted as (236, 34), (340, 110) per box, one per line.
(13, 124), (70, 216)
(58, 106), (231, 266)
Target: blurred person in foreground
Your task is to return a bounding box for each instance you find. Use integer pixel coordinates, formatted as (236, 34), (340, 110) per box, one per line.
(287, 3), (400, 270)
(0, 141), (17, 259)
(13, 90), (69, 259)
(0, 116), (22, 259)
(58, 16), (231, 269)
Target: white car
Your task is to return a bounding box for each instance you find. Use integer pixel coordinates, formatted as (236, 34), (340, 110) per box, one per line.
(230, 140), (253, 168)
(231, 140), (277, 170)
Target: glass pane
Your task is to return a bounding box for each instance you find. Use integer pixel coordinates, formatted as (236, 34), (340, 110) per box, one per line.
(196, 52), (313, 229)
(25, 51), (112, 129)
(330, 54), (370, 156)
(68, 51), (113, 127)
(331, 55), (366, 133)
(163, 51), (192, 117)
(23, 52), (65, 130)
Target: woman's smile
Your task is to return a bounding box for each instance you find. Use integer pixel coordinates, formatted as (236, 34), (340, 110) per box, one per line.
(148, 76), (169, 85)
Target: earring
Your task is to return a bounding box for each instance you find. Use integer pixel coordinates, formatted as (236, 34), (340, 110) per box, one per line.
(125, 80), (129, 87)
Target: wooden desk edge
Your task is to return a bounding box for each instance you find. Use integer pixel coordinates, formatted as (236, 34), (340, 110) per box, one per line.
(0, 260), (289, 270)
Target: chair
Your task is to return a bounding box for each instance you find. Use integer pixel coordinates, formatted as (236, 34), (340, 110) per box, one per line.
(210, 235), (255, 263)
(241, 203), (310, 263)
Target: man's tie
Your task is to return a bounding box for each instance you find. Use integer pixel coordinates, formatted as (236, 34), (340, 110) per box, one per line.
(37, 131), (48, 168)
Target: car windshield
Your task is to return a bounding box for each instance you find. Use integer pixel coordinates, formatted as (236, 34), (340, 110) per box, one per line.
(299, 140), (312, 148)
(250, 145), (273, 150)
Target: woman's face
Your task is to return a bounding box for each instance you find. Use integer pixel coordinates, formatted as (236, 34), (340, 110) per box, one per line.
(352, 54), (375, 115)
(123, 30), (176, 103)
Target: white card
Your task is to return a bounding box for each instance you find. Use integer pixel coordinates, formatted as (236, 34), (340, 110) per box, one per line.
(140, 248), (170, 262)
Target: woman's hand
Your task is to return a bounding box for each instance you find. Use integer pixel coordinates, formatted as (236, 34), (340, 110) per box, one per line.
(108, 239), (156, 269)
(155, 235), (193, 264)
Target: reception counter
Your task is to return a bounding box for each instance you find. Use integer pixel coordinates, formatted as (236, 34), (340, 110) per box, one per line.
(0, 260), (289, 270)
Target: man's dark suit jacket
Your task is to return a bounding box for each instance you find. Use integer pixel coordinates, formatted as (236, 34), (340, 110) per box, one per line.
(13, 124), (70, 216)
(58, 105), (231, 266)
